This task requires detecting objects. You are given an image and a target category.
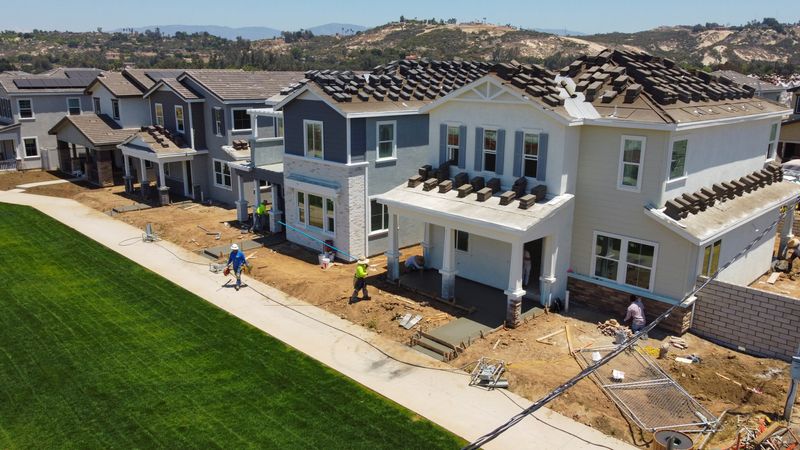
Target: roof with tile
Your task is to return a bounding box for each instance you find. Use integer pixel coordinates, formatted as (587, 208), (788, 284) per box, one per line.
(711, 70), (785, 93)
(0, 68), (101, 95)
(48, 114), (138, 147)
(86, 71), (144, 97)
(123, 69), (186, 92)
(180, 70), (307, 102)
(124, 125), (191, 154)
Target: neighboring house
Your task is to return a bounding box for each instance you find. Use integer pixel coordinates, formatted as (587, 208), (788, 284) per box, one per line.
(0, 68), (99, 171)
(711, 70), (787, 103)
(778, 86), (800, 161)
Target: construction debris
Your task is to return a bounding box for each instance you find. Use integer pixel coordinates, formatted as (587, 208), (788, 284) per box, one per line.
(536, 328), (565, 345)
(399, 313), (422, 329)
(715, 372), (764, 395)
(669, 336), (689, 349)
(469, 357), (508, 389)
(597, 319), (633, 339)
(725, 416), (798, 449)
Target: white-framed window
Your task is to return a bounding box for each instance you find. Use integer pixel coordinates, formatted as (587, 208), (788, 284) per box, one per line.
(144, 160), (153, 169)
(370, 199), (388, 233)
(455, 230), (469, 252)
(304, 120), (324, 159)
(767, 123), (779, 160)
(213, 159), (232, 189)
(701, 239), (721, 277)
(483, 128), (498, 172)
(276, 117), (284, 137)
(296, 191), (335, 234)
(231, 108), (250, 131)
(446, 125), (460, 163)
(111, 99), (120, 120)
(66, 97), (81, 115)
(93, 97), (101, 114)
(213, 107), (223, 136)
(668, 138), (688, 181)
(618, 135), (646, 191)
(154, 103), (164, 126)
(17, 99), (33, 119)
(592, 232), (658, 291)
(0, 98), (12, 118)
(22, 137), (39, 158)
(523, 132), (539, 178)
(174, 105), (185, 133)
(376, 121), (396, 160)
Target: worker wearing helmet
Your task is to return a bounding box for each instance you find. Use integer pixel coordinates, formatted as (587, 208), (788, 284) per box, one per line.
(226, 243), (250, 291)
(350, 258), (370, 303)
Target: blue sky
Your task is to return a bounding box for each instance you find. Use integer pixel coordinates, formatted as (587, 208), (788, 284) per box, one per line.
(2, 0), (797, 34)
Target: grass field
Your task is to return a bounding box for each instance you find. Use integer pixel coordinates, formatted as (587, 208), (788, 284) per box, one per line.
(0, 203), (462, 449)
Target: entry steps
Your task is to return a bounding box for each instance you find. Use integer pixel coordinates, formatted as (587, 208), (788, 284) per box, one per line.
(410, 332), (458, 361)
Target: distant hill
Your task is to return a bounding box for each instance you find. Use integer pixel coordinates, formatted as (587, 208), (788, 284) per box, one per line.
(307, 23), (367, 36)
(116, 23), (366, 40)
(533, 28), (586, 36)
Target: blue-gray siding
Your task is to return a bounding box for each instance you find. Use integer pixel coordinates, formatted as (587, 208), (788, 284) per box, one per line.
(283, 99), (347, 163)
(350, 118), (367, 163)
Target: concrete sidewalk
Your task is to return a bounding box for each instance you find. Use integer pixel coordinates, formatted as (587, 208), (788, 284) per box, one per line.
(0, 190), (635, 450)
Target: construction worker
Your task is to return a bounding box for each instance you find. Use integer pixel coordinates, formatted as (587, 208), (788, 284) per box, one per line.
(404, 255), (424, 271)
(624, 294), (647, 339)
(253, 200), (268, 233)
(226, 243), (250, 291)
(350, 258), (370, 303)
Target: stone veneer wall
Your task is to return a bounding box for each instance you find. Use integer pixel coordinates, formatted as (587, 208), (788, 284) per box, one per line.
(567, 276), (694, 334)
(692, 277), (800, 361)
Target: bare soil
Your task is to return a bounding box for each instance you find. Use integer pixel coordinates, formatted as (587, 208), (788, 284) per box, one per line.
(0, 170), (73, 190)
(3, 172), (796, 448)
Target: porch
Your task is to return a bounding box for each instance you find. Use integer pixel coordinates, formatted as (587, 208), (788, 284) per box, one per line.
(0, 123), (20, 171)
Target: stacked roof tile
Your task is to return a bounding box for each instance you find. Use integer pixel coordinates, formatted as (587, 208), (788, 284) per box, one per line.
(136, 125), (189, 152)
(490, 62), (564, 107)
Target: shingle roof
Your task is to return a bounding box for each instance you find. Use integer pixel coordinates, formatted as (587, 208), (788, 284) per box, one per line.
(48, 114), (137, 147)
(87, 71), (144, 97)
(711, 70), (784, 93)
(181, 70), (306, 101)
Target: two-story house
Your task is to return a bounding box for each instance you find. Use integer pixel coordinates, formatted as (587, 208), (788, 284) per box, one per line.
(0, 68), (98, 171)
(778, 85), (800, 161)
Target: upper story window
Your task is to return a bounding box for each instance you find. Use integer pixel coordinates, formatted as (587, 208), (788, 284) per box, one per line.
(483, 128), (498, 172)
(668, 138), (688, 180)
(701, 239), (721, 277)
(446, 125), (460, 163)
(618, 136), (646, 191)
(232, 109), (250, 131)
(111, 99), (120, 120)
(67, 98), (81, 116)
(276, 117), (284, 137)
(17, 99), (33, 119)
(0, 98), (12, 119)
(767, 123), (779, 160)
(377, 121), (396, 160)
(213, 107), (223, 136)
(174, 105), (185, 133)
(523, 132), (539, 178)
(93, 97), (101, 114)
(154, 103), (164, 127)
(593, 232), (657, 291)
(304, 120), (323, 159)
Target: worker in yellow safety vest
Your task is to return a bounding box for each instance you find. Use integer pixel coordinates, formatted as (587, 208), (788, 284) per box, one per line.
(253, 200), (268, 233)
(350, 258), (370, 303)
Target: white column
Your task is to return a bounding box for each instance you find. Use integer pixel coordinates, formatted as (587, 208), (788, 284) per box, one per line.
(505, 240), (526, 327)
(139, 158), (148, 183)
(422, 222), (432, 268)
(779, 205), (795, 258)
(269, 184), (283, 232)
(122, 154), (133, 193)
(440, 226), (457, 299)
(539, 235), (558, 308)
(385, 212), (400, 281)
(181, 160), (190, 197)
(235, 172), (249, 222)
(158, 161), (166, 187)
(123, 154), (131, 178)
(254, 181), (262, 207)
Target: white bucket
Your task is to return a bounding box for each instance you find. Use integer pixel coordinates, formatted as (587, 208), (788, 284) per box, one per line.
(318, 254), (331, 269)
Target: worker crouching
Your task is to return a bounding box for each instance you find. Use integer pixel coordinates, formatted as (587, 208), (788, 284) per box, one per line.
(226, 243), (251, 291)
(350, 258), (370, 303)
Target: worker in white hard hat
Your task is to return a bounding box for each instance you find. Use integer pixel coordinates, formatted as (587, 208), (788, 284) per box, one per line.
(225, 243), (250, 291)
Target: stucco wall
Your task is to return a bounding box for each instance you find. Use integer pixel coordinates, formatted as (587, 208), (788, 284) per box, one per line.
(90, 84), (149, 128)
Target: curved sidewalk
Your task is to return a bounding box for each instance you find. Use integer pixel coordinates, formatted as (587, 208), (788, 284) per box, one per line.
(0, 190), (635, 450)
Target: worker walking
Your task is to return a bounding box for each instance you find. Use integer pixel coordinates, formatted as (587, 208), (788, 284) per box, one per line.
(226, 243), (251, 291)
(624, 294), (647, 339)
(350, 258), (370, 303)
(253, 200), (268, 233)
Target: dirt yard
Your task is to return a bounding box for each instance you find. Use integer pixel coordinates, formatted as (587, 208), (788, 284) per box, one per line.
(0, 170), (74, 190)
(3, 171), (797, 448)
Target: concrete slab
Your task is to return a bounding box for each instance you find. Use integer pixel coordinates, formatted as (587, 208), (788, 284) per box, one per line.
(111, 203), (152, 214)
(0, 190), (636, 450)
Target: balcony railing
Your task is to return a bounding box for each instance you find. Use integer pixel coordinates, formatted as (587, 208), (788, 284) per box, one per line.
(251, 137), (284, 167)
(0, 158), (17, 171)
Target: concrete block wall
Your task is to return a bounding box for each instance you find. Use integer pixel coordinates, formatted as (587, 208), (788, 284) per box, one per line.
(692, 277), (800, 361)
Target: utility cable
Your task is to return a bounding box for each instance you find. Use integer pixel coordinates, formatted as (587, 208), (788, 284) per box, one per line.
(462, 197), (800, 450)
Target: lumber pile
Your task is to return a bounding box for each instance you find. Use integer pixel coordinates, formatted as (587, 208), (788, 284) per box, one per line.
(668, 336), (688, 349)
(597, 319), (632, 338)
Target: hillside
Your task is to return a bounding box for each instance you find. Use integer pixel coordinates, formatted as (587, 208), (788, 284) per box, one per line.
(1, 19), (798, 75)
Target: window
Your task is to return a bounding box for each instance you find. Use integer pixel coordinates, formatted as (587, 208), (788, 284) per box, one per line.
(144, 160), (153, 169)
(668, 139), (688, 180)
(154, 103), (164, 126)
(17, 99), (33, 119)
(304, 120), (323, 159)
(174, 105), (185, 133)
(795, 96), (800, 115)
(767, 123), (779, 159)
(232, 109), (250, 131)
(213, 108), (223, 136)
(296, 191), (335, 234)
(377, 121), (396, 159)
(701, 240), (721, 277)
(483, 128), (497, 172)
(67, 98), (81, 115)
(93, 97), (101, 114)
(22, 137), (38, 158)
(618, 136), (645, 191)
(276, 117), (284, 137)
(523, 132), (539, 178)
(455, 230), (469, 252)
(593, 233), (657, 291)
(370, 199), (388, 233)
(0, 98), (12, 118)
(213, 159), (231, 189)
(111, 99), (120, 120)
(446, 125), (460, 163)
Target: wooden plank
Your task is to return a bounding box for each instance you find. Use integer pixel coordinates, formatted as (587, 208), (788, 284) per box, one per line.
(566, 325), (575, 354)
(535, 328), (565, 343)
(753, 422), (783, 445)
(767, 272), (781, 284)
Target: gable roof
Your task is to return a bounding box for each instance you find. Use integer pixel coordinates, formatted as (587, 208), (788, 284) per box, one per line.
(0, 68), (101, 95)
(143, 77), (203, 101)
(86, 71), (144, 97)
(122, 69), (186, 92)
(48, 114), (137, 147)
(178, 70), (306, 102)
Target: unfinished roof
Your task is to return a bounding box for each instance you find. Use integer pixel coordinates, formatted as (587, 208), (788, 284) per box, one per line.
(181, 70), (307, 102)
(48, 114), (138, 147)
(122, 125), (191, 154)
(711, 70), (784, 94)
(0, 68), (101, 94)
(86, 72), (144, 97)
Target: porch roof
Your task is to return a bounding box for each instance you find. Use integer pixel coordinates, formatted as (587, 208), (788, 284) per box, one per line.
(119, 130), (203, 162)
(0, 122), (21, 134)
(645, 181), (800, 245)
(376, 183), (574, 237)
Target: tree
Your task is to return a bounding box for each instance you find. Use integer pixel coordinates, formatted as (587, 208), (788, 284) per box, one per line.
(400, 15), (405, 23)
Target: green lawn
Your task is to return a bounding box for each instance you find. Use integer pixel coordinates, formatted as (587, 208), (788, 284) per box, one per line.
(0, 203), (462, 449)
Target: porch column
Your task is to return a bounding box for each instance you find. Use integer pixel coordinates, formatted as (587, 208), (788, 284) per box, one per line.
(123, 155), (133, 194)
(422, 222), (432, 268)
(235, 172), (249, 223)
(440, 227), (457, 300)
(779, 205), (795, 258)
(505, 240), (526, 328)
(139, 157), (149, 199)
(385, 212), (400, 281)
(269, 185), (283, 232)
(539, 235), (558, 309)
(181, 160), (190, 197)
(157, 161), (170, 205)
(254, 181), (263, 207)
